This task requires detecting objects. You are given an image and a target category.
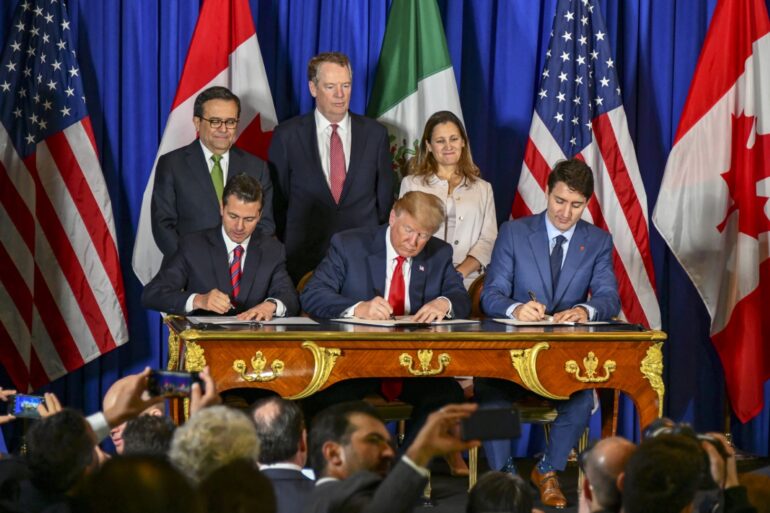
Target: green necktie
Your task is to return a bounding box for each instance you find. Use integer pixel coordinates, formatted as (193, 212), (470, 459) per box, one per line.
(211, 154), (224, 202)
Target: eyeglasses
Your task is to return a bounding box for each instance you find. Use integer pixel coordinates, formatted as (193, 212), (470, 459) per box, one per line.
(199, 117), (239, 129)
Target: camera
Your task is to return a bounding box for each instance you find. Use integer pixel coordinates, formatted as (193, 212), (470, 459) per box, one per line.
(147, 370), (203, 397)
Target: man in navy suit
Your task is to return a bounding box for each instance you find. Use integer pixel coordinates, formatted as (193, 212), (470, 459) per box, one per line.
(269, 52), (393, 283)
(142, 174), (297, 320)
(479, 158), (620, 508)
(151, 86), (274, 260)
(300, 191), (469, 445)
(252, 397), (314, 513)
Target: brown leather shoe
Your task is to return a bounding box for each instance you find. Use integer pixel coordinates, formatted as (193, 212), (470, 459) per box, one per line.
(530, 466), (567, 509)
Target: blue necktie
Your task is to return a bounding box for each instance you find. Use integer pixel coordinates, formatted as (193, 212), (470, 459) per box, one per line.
(550, 235), (566, 289)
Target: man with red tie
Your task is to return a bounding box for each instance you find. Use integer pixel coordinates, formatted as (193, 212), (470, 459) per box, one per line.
(300, 191), (470, 445)
(142, 173), (298, 320)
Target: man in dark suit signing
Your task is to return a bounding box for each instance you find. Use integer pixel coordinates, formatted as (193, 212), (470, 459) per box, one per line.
(252, 397), (314, 513)
(269, 52), (393, 283)
(142, 173), (297, 320)
(300, 191), (469, 446)
(151, 86), (274, 260)
(479, 158), (621, 508)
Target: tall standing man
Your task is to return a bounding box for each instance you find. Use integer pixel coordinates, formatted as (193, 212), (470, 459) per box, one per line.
(479, 158), (620, 508)
(269, 52), (393, 283)
(151, 86), (275, 260)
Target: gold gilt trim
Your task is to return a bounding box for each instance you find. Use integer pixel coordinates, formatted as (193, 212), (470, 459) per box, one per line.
(167, 331), (180, 371)
(184, 341), (207, 372)
(565, 352), (617, 383)
(286, 341), (341, 400)
(233, 351), (285, 382)
(510, 342), (568, 400)
(640, 342), (665, 416)
(399, 350), (451, 376)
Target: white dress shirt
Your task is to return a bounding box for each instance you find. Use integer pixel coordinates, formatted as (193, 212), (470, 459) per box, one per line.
(315, 109), (351, 188)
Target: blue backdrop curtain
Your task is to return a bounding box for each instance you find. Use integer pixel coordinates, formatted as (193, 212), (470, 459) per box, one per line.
(0, 0), (768, 456)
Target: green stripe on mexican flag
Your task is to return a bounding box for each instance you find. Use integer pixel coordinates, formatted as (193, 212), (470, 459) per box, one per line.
(367, 0), (464, 181)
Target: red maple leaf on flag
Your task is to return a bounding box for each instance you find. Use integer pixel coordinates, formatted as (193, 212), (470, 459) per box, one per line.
(234, 113), (273, 160)
(717, 113), (770, 237)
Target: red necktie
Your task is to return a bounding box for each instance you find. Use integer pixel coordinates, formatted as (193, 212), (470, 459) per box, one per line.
(382, 256), (406, 401)
(329, 123), (346, 203)
(230, 245), (244, 300)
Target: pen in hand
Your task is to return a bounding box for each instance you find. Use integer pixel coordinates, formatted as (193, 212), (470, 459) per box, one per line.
(526, 290), (553, 321)
(374, 289), (396, 320)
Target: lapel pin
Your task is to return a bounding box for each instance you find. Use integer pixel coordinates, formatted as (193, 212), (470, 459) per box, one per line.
(419, 265), (425, 272)
(580, 245), (585, 251)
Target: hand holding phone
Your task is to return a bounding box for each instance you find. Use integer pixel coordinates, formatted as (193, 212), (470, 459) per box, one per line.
(147, 370), (203, 398)
(4, 393), (46, 419)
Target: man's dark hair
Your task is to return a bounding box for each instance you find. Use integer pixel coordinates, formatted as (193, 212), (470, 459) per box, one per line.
(83, 455), (202, 513)
(25, 408), (94, 494)
(547, 158), (594, 199)
(251, 396), (304, 464)
(308, 401), (381, 477)
(466, 471), (534, 513)
(122, 415), (176, 457)
(222, 173), (263, 206)
(193, 86), (241, 118)
(622, 434), (704, 513)
(198, 459), (276, 513)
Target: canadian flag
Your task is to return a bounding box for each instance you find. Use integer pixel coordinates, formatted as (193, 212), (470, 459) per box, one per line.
(131, 0), (277, 285)
(653, 0), (770, 422)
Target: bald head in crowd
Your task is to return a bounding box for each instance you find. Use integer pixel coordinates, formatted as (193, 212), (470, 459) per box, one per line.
(103, 374), (165, 453)
(581, 436), (636, 513)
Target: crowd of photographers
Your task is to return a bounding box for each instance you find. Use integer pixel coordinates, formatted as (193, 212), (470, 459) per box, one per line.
(0, 369), (768, 513)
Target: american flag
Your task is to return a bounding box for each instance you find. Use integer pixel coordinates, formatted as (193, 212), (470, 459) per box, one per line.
(0, 0), (127, 391)
(512, 0), (660, 329)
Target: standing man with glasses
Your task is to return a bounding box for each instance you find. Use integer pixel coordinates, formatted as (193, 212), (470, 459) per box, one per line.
(151, 86), (275, 263)
(269, 52), (393, 284)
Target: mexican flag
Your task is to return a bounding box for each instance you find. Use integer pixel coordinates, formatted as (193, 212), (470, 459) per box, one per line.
(367, 0), (464, 182)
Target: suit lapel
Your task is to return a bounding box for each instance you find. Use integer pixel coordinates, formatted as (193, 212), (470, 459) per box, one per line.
(409, 252), (427, 311)
(187, 141), (218, 204)
(528, 215), (554, 300)
(554, 222), (589, 303)
(206, 229), (232, 295)
(238, 235), (262, 304)
(367, 226), (388, 296)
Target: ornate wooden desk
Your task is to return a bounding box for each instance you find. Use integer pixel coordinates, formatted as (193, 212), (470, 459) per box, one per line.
(165, 317), (666, 433)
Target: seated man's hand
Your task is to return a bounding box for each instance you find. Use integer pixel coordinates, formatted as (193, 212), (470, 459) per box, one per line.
(190, 366), (221, 416)
(103, 368), (164, 428)
(553, 306), (588, 323)
(513, 300), (546, 321)
(37, 392), (63, 417)
(193, 289), (232, 314)
(412, 298), (451, 323)
(406, 403), (481, 468)
(0, 388), (17, 425)
(354, 297), (393, 319)
(236, 301), (276, 321)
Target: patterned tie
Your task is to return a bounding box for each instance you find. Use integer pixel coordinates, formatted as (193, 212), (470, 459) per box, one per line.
(382, 256), (406, 401)
(230, 245), (244, 300)
(550, 235), (567, 290)
(211, 154), (224, 202)
(329, 123), (346, 203)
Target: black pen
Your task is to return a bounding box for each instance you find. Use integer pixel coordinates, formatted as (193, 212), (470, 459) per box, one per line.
(528, 290), (537, 302)
(374, 288), (396, 320)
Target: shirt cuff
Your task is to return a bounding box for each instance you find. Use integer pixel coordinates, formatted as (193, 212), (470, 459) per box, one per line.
(401, 455), (431, 478)
(267, 298), (286, 317)
(342, 302), (362, 318)
(87, 412), (111, 442)
(185, 294), (197, 313)
(506, 303), (522, 319)
(576, 303), (596, 320)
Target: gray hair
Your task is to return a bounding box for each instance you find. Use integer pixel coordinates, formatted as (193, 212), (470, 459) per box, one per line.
(169, 405), (260, 483)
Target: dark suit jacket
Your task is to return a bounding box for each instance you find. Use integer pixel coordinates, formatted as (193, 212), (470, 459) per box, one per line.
(269, 112), (393, 282)
(302, 460), (427, 513)
(141, 227), (298, 316)
(481, 212), (620, 320)
(151, 139), (275, 258)
(261, 468), (314, 513)
(300, 225), (470, 319)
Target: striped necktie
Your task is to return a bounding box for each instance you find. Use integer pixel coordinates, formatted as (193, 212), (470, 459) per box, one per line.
(230, 245), (244, 299)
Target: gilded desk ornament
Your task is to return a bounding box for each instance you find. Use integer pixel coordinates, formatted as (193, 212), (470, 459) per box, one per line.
(167, 331), (180, 371)
(286, 341), (341, 400)
(399, 350), (451, 376)
(565, 352), (617, 383)
(640, 342), (665, 416)
(184, 341), (206, 372)
(510, 343), (568, 400)
(233, 351), (285, 382)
